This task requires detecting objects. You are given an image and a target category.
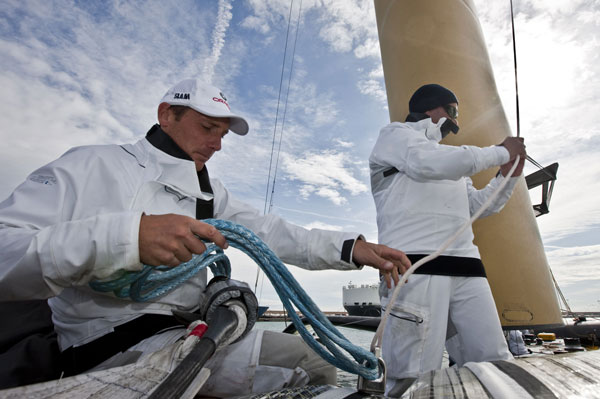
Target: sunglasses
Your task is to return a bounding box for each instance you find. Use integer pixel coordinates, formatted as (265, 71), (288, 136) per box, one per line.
(443, 105), (459, 120)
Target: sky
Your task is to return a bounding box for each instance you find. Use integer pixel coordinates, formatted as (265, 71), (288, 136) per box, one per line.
(0, 0), (599, 312)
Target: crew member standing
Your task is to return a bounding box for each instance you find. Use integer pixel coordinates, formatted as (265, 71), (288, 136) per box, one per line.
(369, 83), (526, 396)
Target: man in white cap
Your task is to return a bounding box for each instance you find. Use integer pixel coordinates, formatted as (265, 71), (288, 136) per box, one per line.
(0, 78), (410, 395)
(369, 83), (526, 396)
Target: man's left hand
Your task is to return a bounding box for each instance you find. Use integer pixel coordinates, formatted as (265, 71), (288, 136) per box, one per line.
(352, 240), (411, 289)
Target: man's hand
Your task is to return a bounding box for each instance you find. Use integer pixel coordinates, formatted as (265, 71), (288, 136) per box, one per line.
(352, 240), (411, 289)
(500, 155), (525, 177)
(500, 137), (526, 160)
(139, 214), (228, 267)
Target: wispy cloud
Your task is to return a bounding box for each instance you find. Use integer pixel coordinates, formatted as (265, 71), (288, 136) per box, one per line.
(547, 244), (600, 282)
(301, 220), (345, 231)
(282, 150), (368, 205)
(334, 138), (354, 148)
(357, 79), (387, 104)
(203, 0), (234, 83)
(315, 0), (378, 55)
(242, 0), (387, 106)
(546, 244), (600, 310)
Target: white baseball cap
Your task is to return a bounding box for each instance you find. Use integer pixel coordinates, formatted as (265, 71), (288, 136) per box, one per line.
(159, 78), (249, 135)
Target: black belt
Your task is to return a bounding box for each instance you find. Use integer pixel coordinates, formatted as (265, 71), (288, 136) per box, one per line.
(61, 313), (182, 376)
(407, 254), (486, 277)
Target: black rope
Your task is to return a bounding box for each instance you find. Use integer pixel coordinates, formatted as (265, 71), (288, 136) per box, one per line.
(510, 0), (521, 138)
(510, 0), (555, 180)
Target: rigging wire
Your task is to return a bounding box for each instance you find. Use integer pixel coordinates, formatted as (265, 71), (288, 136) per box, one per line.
(256, 1), (303, 296)
(262, 0), (295, 217)
(509, 0), (556, 180)
(510, 0), (567, 314)
(268, 0), (303, 214)
(550, 267), (574, 316)
(256, 1), (294, 296)
(509, 0), (520, 138)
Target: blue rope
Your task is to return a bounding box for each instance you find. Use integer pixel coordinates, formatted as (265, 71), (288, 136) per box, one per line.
(89, 219), (379, 380)
(89, 245), (230, 301)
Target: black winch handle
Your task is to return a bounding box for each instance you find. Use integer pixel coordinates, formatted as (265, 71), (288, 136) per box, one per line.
(147, 306), (239, 399)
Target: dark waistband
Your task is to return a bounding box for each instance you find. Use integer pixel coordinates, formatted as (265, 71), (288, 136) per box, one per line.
(61, 313), (182, 376)
(407, 254), (486, 277)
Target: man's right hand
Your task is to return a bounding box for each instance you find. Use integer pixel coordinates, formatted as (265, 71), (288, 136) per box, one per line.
(500, 137), (526, 160)
(139, 214), (228, 267)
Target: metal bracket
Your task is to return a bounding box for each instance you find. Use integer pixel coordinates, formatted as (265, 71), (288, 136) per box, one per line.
(357, 351), (386, 394)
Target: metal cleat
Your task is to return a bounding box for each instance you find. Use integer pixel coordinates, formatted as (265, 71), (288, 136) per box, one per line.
(357, 349), (386, 394)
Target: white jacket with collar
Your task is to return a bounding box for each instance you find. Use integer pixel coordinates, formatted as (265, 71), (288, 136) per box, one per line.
(0, 137), (360, 350)
(369, 118), (517, 258)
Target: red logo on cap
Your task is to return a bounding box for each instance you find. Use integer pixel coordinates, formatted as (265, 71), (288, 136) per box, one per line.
(213, 97), (230, 110)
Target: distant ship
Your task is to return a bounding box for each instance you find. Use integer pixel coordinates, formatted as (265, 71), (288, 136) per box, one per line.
(342, 282), (381, 317)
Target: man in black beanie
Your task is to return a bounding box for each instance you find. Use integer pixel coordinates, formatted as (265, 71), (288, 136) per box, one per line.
(368, 83), (526, 396)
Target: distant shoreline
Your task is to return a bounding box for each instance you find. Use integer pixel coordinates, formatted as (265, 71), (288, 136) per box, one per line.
(259, 310), (347, 322)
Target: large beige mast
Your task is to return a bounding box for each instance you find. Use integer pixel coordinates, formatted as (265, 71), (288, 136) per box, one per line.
(373, 0), (562, 328)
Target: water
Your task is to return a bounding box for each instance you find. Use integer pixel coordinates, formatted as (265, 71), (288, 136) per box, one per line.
(255, 320), (450, 388)
(255, 321), (373, 387)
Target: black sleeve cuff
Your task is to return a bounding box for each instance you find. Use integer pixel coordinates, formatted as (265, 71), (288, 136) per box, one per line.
(341, 237), (364, 268)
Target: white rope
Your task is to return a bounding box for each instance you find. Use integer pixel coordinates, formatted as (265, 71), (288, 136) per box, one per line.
(370, 156), (521, 353)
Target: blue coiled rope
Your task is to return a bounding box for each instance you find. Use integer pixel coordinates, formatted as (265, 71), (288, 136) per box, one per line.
(90, 219), (379, 380)
(90, 245), (230, 302)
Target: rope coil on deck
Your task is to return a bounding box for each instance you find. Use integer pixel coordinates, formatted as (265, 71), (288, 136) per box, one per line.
(90, 219), (380, 380)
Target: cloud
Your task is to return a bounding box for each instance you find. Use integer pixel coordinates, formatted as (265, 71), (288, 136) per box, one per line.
(547, 244), (600, 285)
(527, 0), (587, 14)
(273, 205), (372, 228)
(0, 1), (252, 200)
(282, 150), (368, 205)
(357, 79), (387, 104)
(545, 244), (600, 310)
(291, 80), (340, 127)
(474, 0), (600, 244)
(240, 0), (296, 35)
(302, 221), (345, 231)
(354, 37), (380, 59)
(368, 65), (384, 79)
(241, 0), (387, 106)
(315, 0), (378, 55)
(203, 0), (234, 83)
(240, 15), (270, 35)
(535, 145), (600, 242)
(334, 138), (354, 148)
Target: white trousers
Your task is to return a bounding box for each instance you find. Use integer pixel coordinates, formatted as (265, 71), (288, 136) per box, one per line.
(380, 275), (512, 385)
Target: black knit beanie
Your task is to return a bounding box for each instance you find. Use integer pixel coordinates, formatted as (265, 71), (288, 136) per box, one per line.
(409, 84), (458, 113)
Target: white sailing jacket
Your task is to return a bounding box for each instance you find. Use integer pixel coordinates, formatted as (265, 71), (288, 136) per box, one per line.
(369, 118), (518, 258)
(0, 137), (361, 350)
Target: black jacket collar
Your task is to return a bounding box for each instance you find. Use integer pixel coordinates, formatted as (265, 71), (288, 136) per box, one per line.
(146, 124), (191, 161)
(145, 124), (212, 194)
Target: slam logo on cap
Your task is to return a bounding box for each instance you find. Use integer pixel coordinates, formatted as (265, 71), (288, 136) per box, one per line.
(174, 92), (190, 100)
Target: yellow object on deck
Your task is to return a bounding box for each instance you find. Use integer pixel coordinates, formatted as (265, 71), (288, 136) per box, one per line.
(538, 333), (557, 341)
